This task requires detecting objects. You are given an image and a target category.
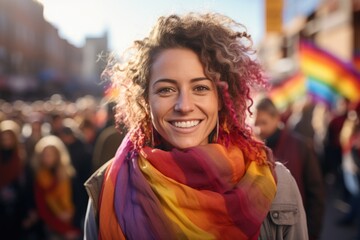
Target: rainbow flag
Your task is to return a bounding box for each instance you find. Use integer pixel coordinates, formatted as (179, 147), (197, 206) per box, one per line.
(306, 76), (338, 107)
(268, 72), (307, 109)
(299, 41), (360, 103)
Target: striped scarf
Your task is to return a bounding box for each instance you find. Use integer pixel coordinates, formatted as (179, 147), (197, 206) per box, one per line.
(99, 135), (276, 239)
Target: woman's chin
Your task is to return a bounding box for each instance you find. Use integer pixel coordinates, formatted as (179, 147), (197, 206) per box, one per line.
(164, 138), (208, 150)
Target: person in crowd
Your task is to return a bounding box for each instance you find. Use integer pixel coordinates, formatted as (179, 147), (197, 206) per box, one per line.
(323, 97), (350, 185)
(254, 97), (324, 240)
(310, 102), (330, 169)
(338, 101), (360, 239)
(0, 120), (23, 191)
(49, 112), (64, 137)
(91, 101), (125, 171)
(290, 98), (316, 142)
(32, 135), (80, 239)
(21, 113), (48, 240)
(79, 118), (99, 150)
(84, 12), (308, 239)
(24, 112), (44, 158)
(59, 121), (92, 233)
(0, 120), (26, 239)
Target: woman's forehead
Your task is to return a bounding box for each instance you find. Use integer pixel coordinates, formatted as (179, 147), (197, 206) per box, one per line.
(150, 48), (205, 78)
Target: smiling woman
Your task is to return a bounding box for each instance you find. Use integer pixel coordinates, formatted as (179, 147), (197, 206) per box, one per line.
(84, 12), (309, 240)
(149, 48), (220, 150)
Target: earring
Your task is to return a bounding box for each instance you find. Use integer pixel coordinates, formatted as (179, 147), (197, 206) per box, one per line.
(151, 125), (155, 147)
(215, 116), (219, 143)
(209, 116), (220, 143)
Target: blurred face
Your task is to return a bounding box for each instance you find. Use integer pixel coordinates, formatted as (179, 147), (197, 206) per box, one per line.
(32, 122), (42, 133)
(41, 146), (59, 168)
(52, 116), (63, 131)
(254, 110), (280, 139)
(148, 48), (220, 149)
(1, 131), (16, 150)
(59, 133), (74, 145)
(82, 127), (96, 143)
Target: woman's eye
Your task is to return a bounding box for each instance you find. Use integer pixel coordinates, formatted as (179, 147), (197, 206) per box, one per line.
(194, 85), (210, 92)
(157, 87), (175, 95)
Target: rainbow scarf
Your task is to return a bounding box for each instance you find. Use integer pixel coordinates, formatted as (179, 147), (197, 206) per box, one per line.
(99, 135), (277, 240)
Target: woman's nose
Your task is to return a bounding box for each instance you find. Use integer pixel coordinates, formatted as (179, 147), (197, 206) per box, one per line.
(174, 92), (194, 113)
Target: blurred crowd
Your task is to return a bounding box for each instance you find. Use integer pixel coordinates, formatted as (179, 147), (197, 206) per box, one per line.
(252, 95), (360, 240)
(0, 94), (125, 240)
(0, 93), (360, 239)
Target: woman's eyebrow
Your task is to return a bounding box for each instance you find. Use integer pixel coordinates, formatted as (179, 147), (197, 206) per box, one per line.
(190, 77), (211, 83)
(152, 78), (177, 87)
(152, 77), (210, 87)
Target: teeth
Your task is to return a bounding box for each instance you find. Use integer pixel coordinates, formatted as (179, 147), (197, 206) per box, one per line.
(173, 120), (200, 128)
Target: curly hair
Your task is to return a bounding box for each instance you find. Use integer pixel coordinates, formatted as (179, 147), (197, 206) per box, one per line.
(104, 12), (270, 163)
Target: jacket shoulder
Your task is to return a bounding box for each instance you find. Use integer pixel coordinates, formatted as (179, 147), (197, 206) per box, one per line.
(84, 159), (113, 215)
(260, 162), (309, 239)
(271, 162), (300, 223)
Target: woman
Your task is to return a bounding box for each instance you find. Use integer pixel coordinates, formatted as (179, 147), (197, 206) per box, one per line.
(0, 120), (23, 190)
(339, 102), (360, 239)
(32, 135), (80, 239)
(84, 13), (308, 239)
(0, 120), (26, 239)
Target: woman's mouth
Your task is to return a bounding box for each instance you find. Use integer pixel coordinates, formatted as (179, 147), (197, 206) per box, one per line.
(171, 120), (200, 128)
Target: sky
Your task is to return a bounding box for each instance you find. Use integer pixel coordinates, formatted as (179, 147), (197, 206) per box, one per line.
(37, 0), (265, 53)
(37, 0), (320, 54)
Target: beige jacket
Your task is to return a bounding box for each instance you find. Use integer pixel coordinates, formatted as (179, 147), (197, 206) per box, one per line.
(84, 161), (308, 240)
(259, 162), (308, 240)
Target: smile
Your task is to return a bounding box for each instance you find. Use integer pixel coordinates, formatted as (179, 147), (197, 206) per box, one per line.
(171, 120), (200, 128)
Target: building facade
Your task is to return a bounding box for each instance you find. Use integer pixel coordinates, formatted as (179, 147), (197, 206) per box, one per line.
(259, 0), (360, 82)
(0, 0), (107, 100)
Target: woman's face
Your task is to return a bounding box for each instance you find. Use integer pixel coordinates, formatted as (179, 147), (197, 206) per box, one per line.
(41, 146), (59, 168)
(0, 131), (16, 150)
(148, 48), (220, 149)
(254, 110), (279, 139)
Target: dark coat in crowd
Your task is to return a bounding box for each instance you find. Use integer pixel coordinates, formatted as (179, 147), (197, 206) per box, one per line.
(266, 128), (325, 240)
